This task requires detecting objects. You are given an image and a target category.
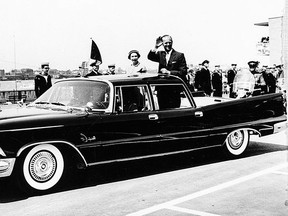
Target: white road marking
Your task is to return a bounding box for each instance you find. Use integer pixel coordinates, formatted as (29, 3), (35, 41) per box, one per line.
(271, 171), (288, 175)
(127, 163), (288, 216)
(166, 206), (221, 216)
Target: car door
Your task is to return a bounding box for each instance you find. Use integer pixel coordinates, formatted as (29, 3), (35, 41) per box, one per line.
(82, 84), (162, 164)
(150, 83), (219, 153)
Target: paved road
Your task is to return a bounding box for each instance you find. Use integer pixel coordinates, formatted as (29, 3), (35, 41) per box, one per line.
(0, 130), (287, 216)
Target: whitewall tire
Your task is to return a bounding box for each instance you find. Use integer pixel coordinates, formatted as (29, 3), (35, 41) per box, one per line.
(224, 129), (249, 156)
(22, 144), (64, 191)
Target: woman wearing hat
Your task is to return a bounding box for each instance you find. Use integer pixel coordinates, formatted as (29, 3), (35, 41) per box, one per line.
(126, 50), (147, 75)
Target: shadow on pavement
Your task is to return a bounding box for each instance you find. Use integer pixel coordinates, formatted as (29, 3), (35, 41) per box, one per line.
(0, 140), (287, 202)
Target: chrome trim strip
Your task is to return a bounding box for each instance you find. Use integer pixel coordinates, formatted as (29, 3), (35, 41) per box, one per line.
(78, 117), (282, 149)
(87, 145), (221, 166)
(16, 140), (88, 167)
(258, 125), (274, 131)
(158, 117), (283, 140)
(76, 134), (161, 148)
(78, 134), (212, 149)
(0, 125), (64, 133)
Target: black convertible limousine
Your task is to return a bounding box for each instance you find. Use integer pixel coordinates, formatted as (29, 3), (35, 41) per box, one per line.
(0, 73), (286, 193)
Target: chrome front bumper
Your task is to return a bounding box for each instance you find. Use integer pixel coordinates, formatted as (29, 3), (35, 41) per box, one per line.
(0, 158), (16, 177)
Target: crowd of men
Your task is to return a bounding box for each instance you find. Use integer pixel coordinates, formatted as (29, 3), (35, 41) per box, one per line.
(35, 35), (285, 100)
(187, 61), (285, 98)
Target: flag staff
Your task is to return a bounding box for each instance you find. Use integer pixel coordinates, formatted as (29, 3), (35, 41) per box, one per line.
(13, 34), (17, 103)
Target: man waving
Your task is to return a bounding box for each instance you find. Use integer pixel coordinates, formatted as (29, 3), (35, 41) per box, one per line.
(148, 35), (187, 83)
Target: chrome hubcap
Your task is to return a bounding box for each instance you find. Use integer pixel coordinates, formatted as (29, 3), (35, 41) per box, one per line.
(29, 151), (56, 182)
(229, 131), (244, 149)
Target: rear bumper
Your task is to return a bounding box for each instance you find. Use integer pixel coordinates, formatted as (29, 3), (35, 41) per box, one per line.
(0, 158), (16, 178)
(273, 120), (288, 134)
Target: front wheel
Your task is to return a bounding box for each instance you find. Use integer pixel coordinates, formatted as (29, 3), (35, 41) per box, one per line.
(18, 144), (64, 193)
(224, 129), (250, 157)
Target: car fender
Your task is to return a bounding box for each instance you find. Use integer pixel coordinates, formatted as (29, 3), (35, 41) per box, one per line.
(16, 140), (88, 167)
(222, 127), (261, 146)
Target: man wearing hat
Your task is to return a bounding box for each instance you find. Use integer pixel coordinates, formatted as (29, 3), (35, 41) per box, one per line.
(34, 62), (52, 98)
(212, 65), (222, 97)
(248, 61), (259, 72)
(194, 60), (212, 96)
(85, 61), (102, 77)
(248, 61), (267, 95)
(106, 63), (116, 75)
(227, 63), (237, 98)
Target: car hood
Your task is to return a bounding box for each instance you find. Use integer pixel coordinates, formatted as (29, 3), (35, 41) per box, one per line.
(0, 105), (87, 131)
(0, 106), (69, 120)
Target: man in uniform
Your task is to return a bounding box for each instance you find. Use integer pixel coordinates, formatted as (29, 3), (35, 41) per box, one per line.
(248, 61), (266, 95)
(212, 65), (222, 97)
(227, 63), (237, 98)
(194, 60), (212, 96)
(106, 63), (116, 75)
(85, 61), (102, 77)
(34, 62), (52, 98)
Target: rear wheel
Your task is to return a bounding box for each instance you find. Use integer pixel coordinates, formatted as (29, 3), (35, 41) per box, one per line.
(18, 144), (64, 194)
(224, 129), (250, 157)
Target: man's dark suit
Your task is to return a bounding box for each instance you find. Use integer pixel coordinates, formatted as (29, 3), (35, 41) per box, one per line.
(227, 69), (237, 97)
(194, 67), (212, 96)
(34, 74), (52, 98)
(147, 49), (187, 83)
(148, 49), (187, 109)
(84, 70), (100, 77)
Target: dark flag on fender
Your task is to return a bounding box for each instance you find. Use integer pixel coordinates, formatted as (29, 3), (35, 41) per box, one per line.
(90, 39), (102, 65)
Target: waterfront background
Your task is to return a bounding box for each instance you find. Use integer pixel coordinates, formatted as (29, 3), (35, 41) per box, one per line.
(0, 80), (34, 91)
(0, 79), (57, 103)
(0, 79), (58, 91)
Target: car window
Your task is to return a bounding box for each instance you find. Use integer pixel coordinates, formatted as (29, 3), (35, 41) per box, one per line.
(115, 85), (152, 113)
(151, 84), (192, 110)
(35, 80), (110, 109)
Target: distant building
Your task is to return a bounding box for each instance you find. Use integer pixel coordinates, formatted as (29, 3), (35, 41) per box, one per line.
(255, 16), (283, 66)
(0, 69), (5, 79)
(21, 68), (34, 79)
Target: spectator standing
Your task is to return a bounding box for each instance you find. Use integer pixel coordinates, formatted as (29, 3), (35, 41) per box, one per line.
(147, 35), (187, 83)
(212, 65), (222, 97)
(126, 50), (147, 74)
(275, 64), (284, 79)
(194, 60), (212, 96)
(34, 62), (52, 98)
(248, 61), (266, 95)
(85, 61), (102, 77)
(262, 66), (276, 93)
(186, 64), (195, 91)
(227, 63), (237, 98)
(106, 64), (116, 75)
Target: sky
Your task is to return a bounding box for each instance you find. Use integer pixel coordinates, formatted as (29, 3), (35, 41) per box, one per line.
(0, 0), (285, 72)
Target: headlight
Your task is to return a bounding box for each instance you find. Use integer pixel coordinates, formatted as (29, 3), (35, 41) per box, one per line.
(0, 158), (15, 177)
(0, 160), (10, 171)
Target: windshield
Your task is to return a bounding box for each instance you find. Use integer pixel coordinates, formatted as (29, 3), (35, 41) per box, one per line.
(32, 80), (110, 109)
